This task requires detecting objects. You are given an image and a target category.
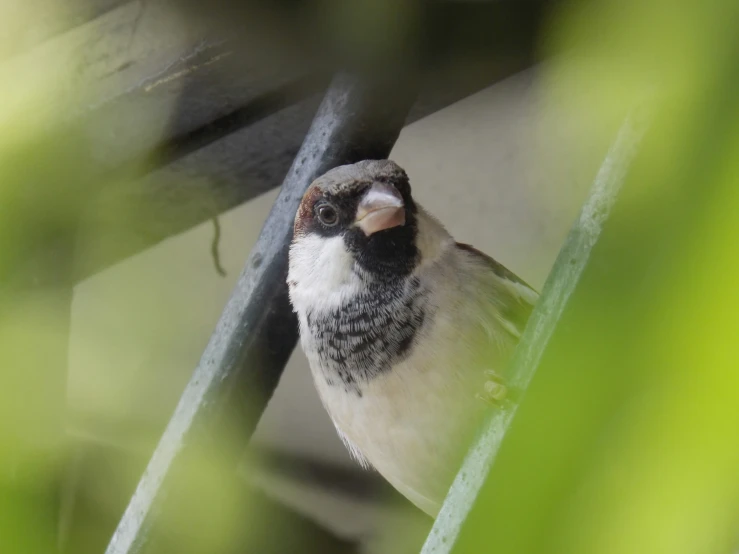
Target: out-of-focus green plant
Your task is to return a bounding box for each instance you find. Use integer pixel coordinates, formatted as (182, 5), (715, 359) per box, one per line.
(1, 9), (87, 552)
(0, 3), (181, 552)
(453, 1), (739, 554)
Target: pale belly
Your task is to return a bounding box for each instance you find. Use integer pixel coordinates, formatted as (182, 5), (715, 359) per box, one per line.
(311, 350), (487, 516)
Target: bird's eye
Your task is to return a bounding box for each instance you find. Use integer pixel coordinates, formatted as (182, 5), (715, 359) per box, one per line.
(316, 204), (339, 226)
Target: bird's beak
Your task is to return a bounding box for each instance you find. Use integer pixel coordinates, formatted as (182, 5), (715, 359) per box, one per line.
(355, 183), (406, 236)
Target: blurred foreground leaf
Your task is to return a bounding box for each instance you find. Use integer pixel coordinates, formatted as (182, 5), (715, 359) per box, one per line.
(453, 1), (739, 554)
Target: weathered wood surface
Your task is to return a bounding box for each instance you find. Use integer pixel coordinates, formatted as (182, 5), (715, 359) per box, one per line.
(2, 0), (548, 281)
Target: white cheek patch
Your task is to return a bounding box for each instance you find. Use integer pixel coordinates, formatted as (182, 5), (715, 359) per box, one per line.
(290, 234), (352, 287)
(288, 234), (362, 312)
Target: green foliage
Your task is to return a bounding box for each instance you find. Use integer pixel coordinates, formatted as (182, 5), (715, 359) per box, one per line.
(451, 2), (739, 554)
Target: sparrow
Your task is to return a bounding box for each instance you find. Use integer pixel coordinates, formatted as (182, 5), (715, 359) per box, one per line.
(287, 160), (538, 517)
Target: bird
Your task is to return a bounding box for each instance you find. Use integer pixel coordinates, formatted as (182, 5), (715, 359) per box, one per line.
(287, 159), (538, 517)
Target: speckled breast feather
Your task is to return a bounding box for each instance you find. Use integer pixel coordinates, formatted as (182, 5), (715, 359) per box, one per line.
(304, 275), (434, 396)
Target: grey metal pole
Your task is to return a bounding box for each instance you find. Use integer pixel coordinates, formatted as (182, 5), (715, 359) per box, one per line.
(104, 72), (416, 554)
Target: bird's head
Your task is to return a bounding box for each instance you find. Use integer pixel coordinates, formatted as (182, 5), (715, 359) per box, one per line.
(290, 159), (421, 282)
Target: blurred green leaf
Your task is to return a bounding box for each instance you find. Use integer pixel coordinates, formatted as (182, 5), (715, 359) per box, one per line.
(454, 2), (739, 554)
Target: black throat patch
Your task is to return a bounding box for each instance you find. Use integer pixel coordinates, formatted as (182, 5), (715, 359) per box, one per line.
(306, 275), (432, 396)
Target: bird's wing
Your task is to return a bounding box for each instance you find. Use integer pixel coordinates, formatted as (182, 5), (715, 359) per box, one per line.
(455, 242), (539, 340)
(372, 244), (539, 516)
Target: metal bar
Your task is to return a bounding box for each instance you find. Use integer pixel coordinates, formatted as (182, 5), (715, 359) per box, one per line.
(421, 106), (651, 554)
(244, 447), (404, 504)
(216, 487), (361, 554)
(105, 72), (417, 554)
